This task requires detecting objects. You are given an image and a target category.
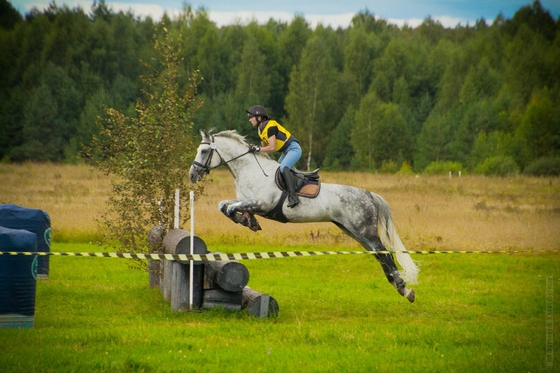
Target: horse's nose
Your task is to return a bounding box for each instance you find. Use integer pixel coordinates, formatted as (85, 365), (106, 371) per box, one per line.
(189, 165), (199, 183)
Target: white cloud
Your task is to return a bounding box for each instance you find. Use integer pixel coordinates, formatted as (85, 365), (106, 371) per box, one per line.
(305, 13), (355, 29)
(23, 0), (177, 19)
(435, 16), (476, 28)
(388, 16), (475, 28)
(208, 11), (356, 29)
(207, 11), (293, 27)
(111, 3), (170, 18)
(20, 1), (475, 29)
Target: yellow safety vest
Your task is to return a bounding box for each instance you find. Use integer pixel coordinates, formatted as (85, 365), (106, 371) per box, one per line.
(258, 120), (295, 152)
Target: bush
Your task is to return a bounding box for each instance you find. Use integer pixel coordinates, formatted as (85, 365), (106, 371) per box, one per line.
(523, 157), (560, 176)
(423, 161), (464, 175)
(475, 156), (519, 176)
(379, 160), (399, 174)
(398, 161), (414, 175)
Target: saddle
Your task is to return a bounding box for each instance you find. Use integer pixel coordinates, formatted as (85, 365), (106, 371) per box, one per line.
(237, 168), (322, 229)
(274, 168), (321, 198)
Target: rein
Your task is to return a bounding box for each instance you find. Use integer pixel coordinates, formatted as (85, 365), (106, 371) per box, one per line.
(193, 138), (269, 177)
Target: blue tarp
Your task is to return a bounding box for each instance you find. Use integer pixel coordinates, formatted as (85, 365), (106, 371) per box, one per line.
(0, 204), (51, 277)
(0, 226), (38, 325)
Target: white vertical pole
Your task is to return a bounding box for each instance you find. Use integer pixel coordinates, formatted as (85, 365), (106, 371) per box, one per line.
(189, 191), (195, 310)
(174, 189), (180, 229)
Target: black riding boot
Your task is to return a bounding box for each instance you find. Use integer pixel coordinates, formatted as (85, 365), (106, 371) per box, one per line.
(282, 168), (300, 208)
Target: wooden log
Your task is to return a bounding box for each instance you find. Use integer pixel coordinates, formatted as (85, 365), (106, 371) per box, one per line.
(202, 289), (242, 311)
(162, 229), (209, 262)
(203, 260), (250, 292)
(242, 287), (279, 318)
(162, 229), (208, 310)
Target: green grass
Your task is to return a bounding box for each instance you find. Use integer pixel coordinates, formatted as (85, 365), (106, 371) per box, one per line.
(1, 242), (558, 372)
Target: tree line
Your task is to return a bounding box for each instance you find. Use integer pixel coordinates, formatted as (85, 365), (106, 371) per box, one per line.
(1, 0), (559, 175)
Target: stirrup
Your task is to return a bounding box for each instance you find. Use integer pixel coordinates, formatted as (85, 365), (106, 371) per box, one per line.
(287, 194), (300, 208)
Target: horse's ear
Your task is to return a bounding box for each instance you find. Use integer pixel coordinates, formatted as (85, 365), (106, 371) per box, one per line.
(200, 129), (209, 141)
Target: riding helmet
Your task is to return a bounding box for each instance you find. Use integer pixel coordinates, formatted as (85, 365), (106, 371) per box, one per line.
(246, 105), (269, 119)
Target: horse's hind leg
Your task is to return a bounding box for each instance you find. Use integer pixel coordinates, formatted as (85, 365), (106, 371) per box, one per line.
(371, 236), (415, 303)
(334, 222), (415, 303)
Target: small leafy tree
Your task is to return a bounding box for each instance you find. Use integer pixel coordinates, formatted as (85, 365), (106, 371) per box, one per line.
(84, 25), (204, 256)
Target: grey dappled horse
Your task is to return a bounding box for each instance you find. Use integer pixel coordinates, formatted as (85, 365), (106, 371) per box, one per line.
(189, 129), (419, 302)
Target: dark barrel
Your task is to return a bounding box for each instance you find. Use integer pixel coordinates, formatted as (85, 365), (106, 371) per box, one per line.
(0, 226), (38, 328)
(0, 204), (51, 279)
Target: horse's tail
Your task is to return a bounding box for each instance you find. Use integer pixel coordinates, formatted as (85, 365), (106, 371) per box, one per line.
(373, 194), (419, 285)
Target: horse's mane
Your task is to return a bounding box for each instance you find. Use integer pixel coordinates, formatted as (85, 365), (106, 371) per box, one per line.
(208, 129), (271, 160)
(213, 130), (248, 146)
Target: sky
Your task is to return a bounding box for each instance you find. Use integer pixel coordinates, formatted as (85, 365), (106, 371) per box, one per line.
(10, 0), (560, 29)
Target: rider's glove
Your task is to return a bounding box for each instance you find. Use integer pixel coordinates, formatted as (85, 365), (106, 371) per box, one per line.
(248, 144), (260, 153)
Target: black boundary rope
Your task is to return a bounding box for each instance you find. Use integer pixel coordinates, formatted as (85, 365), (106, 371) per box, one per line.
(0, 249), (558, 262)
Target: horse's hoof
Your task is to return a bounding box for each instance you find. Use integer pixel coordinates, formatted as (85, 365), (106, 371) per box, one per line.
(229, 212), (249, 227)
(405, 289), (415, 303)
(243, 212), (262, 232)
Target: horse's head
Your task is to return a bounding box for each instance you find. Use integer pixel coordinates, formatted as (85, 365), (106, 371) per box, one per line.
(190, 129), (266, 183)
(189, 129), (220, 183)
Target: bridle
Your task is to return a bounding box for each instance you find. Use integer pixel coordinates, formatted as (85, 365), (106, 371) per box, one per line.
(192, 135), (268, 177)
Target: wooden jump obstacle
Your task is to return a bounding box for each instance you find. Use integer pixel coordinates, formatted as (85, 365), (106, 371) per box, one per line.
(150, 227), (279, 318)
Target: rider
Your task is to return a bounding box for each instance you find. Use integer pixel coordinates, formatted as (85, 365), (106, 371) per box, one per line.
(246, 105), (302, 208)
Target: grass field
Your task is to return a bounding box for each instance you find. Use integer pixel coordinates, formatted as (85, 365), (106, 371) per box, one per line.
(0, 243), (558, 372)
(1, 163), (559, 372)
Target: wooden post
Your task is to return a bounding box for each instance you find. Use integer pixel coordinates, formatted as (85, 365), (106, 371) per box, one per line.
(242, 287), (279, 318)
(170, 262), (189, 311)
(147, 224), (166, 288)
(162, 229), (208, 311)
(148, 259), (161, 289)
(162, 260), (172, 301)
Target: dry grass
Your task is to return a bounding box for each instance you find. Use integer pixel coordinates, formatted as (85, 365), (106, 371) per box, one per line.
(1, 163), (559, 251)
(0, 163), (111, 240)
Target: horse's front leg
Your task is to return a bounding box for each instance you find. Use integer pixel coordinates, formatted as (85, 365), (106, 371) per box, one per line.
(219, 199), (262, 231)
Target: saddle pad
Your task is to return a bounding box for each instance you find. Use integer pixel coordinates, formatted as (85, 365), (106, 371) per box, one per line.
(275, 169), (321, 198)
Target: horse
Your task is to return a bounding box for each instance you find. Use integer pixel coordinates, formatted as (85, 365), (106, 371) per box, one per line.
(189, 129), (419, 302)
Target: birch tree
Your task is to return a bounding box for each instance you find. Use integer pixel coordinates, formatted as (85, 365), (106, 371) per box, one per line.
(285, 26), (338, 169)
